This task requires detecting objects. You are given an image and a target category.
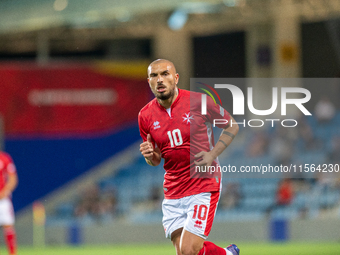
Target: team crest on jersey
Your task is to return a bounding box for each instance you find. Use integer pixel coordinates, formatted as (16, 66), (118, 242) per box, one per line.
(153, 121), (161, 130)
(182, 112), (194, 124)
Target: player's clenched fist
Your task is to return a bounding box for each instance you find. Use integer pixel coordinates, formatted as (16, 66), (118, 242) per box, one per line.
(140, 134), (154, 160)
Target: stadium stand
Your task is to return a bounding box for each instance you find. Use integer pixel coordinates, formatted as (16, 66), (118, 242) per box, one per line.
(49, 113), (340, 225)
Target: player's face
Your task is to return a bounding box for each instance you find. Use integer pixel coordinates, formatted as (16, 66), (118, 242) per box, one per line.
(147, 62), (179, 101)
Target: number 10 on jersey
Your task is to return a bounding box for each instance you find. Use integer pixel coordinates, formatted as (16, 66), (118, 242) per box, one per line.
(167, 129), (183, 147)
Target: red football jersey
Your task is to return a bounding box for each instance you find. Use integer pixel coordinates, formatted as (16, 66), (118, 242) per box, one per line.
(0, 152), (16, 192)
(138, 89), (231, 199)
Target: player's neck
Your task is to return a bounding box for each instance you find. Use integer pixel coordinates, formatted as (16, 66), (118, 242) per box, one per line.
(158, 88), (178, 109)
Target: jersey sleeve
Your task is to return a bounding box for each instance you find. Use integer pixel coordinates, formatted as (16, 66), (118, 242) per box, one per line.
(138, 111), (148, 142)
(6, 163), (16, 174)
(138, 111), (156, 148)
(2, 153), (16, 174)
(206, 96), (231, 128)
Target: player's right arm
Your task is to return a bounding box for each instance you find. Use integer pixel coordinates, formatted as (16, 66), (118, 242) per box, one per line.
(138, 110), (161, 166)
(0, 171), (18, 199)
(140, 134), (161, 166)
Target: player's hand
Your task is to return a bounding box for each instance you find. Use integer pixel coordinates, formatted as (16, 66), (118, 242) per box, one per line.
(194, 151), (215, 167)
(140, 134), (154, 160)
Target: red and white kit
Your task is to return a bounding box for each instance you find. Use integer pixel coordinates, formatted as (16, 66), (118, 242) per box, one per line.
(0, 152), (16, 225)
(138, 89), (231, 238)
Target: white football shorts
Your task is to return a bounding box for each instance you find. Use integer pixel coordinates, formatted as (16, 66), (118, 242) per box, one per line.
(0, 197), (15, 225)
(162, 191), (220, 239)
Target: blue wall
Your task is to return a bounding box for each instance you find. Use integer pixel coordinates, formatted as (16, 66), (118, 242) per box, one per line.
(5, 124), (141, 212)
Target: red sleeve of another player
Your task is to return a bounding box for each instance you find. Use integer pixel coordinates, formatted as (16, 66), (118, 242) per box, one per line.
(2, 153), (16, 174)
(206, 96), (231, 128)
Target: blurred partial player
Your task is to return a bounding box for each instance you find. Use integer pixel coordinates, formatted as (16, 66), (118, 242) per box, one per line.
(0, 151), (18, 255)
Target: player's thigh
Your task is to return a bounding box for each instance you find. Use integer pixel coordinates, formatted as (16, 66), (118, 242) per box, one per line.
(180, 228), (204, 255)
(0, 198), (15, 226)
(184, 191), (220, 239)
(162, 198), (186, 239)
(171, 228), (183, 255)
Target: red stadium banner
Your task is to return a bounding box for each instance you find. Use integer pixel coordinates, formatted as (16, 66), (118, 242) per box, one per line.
(0, 61), (150, 137)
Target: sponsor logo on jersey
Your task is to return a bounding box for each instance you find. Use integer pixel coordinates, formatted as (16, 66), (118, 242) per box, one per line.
(153, 121), (161, 129)
(194, 220), (203, 229)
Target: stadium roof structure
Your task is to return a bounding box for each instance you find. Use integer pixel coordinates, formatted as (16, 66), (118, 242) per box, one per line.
(1, 0), (340, 57)
(0, 0), (224, 33)
(1, 0), (340, 34)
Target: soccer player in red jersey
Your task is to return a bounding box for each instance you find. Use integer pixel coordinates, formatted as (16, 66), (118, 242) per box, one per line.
(139, 59), (240, 255)
(0, 151), (18, 255)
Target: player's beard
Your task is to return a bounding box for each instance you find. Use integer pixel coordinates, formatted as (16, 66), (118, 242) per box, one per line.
(154, 86), (175, 101)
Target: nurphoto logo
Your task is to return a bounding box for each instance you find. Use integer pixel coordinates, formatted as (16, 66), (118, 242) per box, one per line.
(198, 82), (312, 128)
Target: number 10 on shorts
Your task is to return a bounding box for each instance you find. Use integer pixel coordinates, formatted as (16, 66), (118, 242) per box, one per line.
(193, 204), (208, 221)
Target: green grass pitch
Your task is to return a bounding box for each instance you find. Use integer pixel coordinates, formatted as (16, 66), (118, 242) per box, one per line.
(9, 242), (340, 255)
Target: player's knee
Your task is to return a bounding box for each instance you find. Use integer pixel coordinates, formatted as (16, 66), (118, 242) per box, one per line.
(180, 245), (201, 255)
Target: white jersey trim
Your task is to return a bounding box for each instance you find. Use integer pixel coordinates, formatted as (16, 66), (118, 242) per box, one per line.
(166, 108), (171, 117)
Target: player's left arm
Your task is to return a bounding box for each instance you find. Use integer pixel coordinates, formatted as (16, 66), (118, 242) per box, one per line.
(0, 171), (18, 199)
(194, 115), (239, 167)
